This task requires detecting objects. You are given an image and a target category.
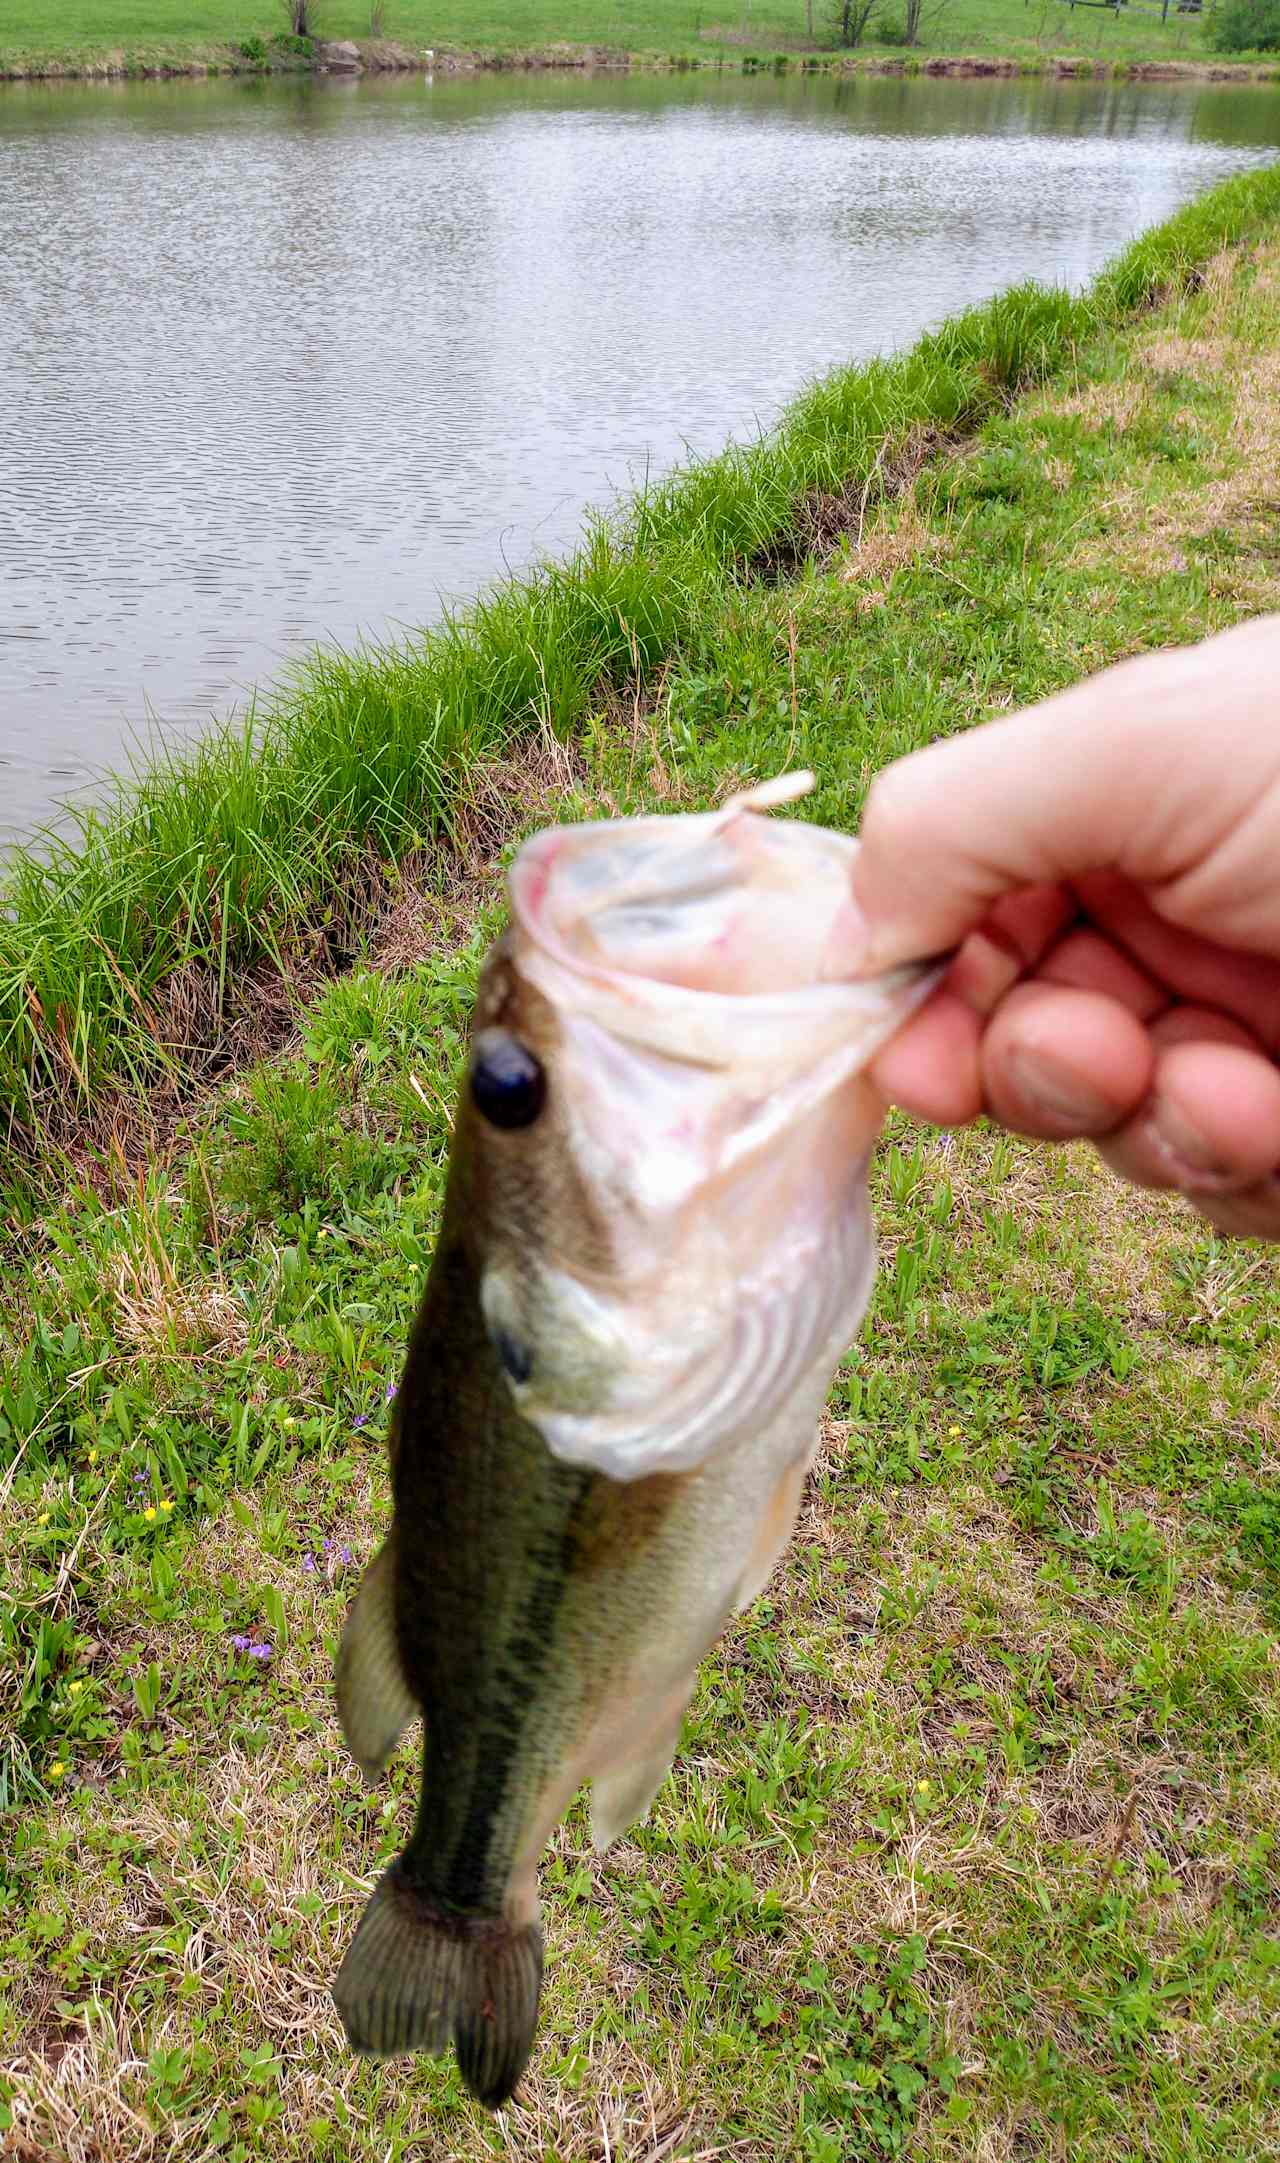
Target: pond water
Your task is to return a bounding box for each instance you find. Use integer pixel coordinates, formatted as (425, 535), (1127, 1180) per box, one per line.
(1, 69), (1278, 838)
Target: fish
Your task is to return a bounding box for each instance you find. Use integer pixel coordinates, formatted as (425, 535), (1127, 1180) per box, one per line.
(331, 773), (936, 2106)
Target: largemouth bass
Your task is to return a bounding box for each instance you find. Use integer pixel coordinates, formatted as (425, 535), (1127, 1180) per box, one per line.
(332, 775), (934, 2104)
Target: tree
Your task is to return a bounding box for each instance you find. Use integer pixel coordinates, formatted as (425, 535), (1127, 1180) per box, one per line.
(1210, 0), (1280, 46)
(901, 0), (953, 40)
(831, 0), (879, 45)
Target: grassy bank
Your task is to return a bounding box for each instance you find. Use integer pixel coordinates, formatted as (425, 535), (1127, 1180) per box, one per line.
(2, 0), (1279, 88)
(4, 176), (1280, 2160)
(4, 169), (1280, 1221)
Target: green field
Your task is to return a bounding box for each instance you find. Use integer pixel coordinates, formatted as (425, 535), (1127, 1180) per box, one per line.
(0, 0), (1276, 77)
(3, 173), (1280, 2160)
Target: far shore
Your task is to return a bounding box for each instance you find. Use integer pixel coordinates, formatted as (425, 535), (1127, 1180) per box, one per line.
(2, 36), (1278, 86)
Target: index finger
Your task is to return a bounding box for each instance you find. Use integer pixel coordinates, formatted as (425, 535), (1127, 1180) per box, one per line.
(847, 617), (1280, 971)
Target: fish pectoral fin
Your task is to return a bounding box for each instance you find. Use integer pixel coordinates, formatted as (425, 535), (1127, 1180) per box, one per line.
(335, 1533), (417, 1782)
(334, 1862), (544, 2108)
(590, 1731), (680, 1853)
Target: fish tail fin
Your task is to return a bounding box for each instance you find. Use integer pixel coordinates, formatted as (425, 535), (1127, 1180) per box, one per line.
(453, 1919), (544, 2107)
(334, 1862), (544, 2107)
(335, 1533), (417, 1781)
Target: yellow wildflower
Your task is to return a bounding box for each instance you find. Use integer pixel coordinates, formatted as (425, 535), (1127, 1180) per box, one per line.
(68, 1681), (83, 1697)
(48, 1761), (66, 1781)
(88, 1448), (99, 1464)
(37, 1511), (50, 1526)
(159, 1498), (174, 1513)
(947, 1425), (961, 1437)
(143, 1506), (157, 1523)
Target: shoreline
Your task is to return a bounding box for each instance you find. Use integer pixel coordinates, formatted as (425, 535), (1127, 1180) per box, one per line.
(2, 37), (1278, 86)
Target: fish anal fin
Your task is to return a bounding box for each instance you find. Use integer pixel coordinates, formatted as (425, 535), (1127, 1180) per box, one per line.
(590, 1734), (680, 1852)
(588, 1455), (816, 1853)
(734, 1451), (812, 1614)
(334, 1533), (417, 1782)
(590, 1678), (691, 1852)
(334, 1863), (543, 2107)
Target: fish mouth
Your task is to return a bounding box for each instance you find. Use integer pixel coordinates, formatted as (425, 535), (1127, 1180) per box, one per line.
(492, 778), (943, 1482)
(506, 775), (943, 1073)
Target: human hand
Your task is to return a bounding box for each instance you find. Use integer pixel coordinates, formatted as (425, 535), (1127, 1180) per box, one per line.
(850, 615), (1280, 1240)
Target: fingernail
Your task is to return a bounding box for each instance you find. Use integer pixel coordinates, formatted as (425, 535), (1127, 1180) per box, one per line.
(1147, 1095), (1232, 1188)
(1006, 1048), (1116, 1133)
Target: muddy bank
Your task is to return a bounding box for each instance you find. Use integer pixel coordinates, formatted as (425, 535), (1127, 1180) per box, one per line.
(1, 36), (1276, 85)
(0, 36), (629, 83)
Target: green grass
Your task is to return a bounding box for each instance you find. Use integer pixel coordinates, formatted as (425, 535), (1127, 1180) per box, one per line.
(3, 177), (1280, 2160)
(1, 0), (1277, 75)
(4, 167), (1280, 1221)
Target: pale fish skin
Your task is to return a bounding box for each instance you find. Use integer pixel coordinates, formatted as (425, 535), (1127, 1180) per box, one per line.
(332, 776), (936, 2105)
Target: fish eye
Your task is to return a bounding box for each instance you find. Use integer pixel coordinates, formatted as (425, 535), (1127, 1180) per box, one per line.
(469, 1030), (546, 1131)
(491, 1325), (533, 1385)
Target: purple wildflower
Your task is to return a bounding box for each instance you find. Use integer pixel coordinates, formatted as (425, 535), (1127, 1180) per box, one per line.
(133, 1470), (148, 1486)
(385, 1381), (396, 1404)
(352, 1414), (368, 1431)
(302, 1553), (316, 1574)
(248, 1642), (272, 1663)
(323, 1538), (333, 1554)
(231, 1633), (252, 1653)
(338, 1545), (352, 1567)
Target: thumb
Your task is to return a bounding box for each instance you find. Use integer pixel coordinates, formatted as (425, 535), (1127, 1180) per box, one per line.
(847, 618), (1280, 970)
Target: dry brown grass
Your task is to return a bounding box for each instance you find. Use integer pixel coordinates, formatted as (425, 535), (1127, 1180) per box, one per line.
(367, 733), (593, 979)
(839, 488), (948, 608)
(1046, 376), (1152, 435)
(106, 1243), (243, 1365)
(5, 1763), (732, 2162)
(6, 1199), (1278, 2158)
(1059, 234), (1280, 599)
(1140, 333), (1231, 380)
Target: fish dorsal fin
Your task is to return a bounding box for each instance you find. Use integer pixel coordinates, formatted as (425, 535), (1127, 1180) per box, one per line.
(335, 1533), (418, 1782)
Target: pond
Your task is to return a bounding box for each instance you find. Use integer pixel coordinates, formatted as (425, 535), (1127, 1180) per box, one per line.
(1, 68), (1277, 838)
